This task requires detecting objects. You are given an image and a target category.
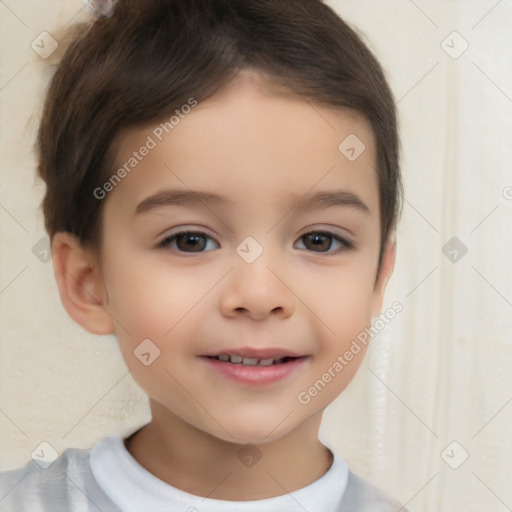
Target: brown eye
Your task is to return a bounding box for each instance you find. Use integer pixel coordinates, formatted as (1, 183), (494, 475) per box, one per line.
(296, 231), (353, 253)
(175, 233), (207, 252)
(158, 231), (218, 253)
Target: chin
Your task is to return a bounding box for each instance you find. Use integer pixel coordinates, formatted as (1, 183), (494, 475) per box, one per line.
(203, 415), (298, 446)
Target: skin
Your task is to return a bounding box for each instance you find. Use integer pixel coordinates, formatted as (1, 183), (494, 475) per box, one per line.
(52, 70), (396, 501)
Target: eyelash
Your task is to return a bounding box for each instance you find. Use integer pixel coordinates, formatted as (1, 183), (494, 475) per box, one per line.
(156, 229), (355, 255)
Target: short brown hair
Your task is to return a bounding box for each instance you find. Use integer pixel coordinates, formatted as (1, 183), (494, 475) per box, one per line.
(37, 0), (402, 274)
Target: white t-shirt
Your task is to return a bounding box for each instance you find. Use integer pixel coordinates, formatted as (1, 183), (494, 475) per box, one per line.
(0, 431), (406, 511)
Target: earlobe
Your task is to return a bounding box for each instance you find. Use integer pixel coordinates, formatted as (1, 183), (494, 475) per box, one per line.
(51, 232), (116, 335)
(371, 237), (397, 318)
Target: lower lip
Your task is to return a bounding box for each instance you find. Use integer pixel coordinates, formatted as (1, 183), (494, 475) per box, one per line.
(200, 356), (309, 386)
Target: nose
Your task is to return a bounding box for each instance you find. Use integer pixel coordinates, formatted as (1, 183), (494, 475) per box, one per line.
(219, 249), (295, 321)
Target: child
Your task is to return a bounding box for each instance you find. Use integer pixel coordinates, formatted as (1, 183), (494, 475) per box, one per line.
(0, 0), (407, 510)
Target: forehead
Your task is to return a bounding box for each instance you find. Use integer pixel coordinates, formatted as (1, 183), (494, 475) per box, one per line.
(106, 71), (379, 221)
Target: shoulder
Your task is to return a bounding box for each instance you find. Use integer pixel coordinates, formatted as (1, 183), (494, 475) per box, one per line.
(0, 444), (120, 512)
(338, 470), (409, 512)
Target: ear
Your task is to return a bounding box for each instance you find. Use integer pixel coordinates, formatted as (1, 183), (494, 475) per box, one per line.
(371, 234), (397, 317)
(51, 232), (116, 335)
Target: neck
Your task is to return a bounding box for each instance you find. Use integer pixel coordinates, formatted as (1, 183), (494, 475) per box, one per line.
(124, 399), (333, 501)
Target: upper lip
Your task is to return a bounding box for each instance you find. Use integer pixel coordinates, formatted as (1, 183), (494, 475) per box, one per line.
(200, 347), (306, 359)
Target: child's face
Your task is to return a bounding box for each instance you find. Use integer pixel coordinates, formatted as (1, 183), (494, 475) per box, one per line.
(94, 72), (395, 443)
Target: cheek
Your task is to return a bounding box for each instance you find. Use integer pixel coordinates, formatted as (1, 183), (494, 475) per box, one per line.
(299, 337), (370, 413)
(302, 269), (375, 392)
(103, 256), (214, 336)
(295, 264), (376, 337)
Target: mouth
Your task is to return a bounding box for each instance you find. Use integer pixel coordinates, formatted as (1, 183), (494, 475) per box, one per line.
(199, 350), (310, 386)
(203, 354), (303, 367)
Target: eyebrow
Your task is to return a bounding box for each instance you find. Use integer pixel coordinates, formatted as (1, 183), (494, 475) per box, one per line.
(293, 190), (371, 215)
(134, 188), (371, 215)
(135, 189), (234, 214)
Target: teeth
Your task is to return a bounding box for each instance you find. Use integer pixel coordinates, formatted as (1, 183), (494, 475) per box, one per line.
(213, 354), (290, 366)
(242, 357), (259, 366)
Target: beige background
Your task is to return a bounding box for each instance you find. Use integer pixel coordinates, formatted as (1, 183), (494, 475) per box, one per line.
(1, 1), (511, 510)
